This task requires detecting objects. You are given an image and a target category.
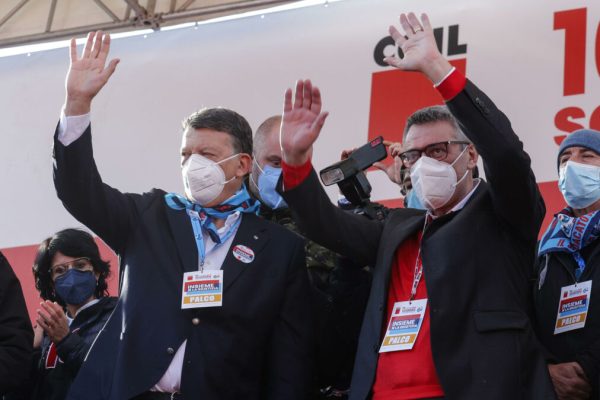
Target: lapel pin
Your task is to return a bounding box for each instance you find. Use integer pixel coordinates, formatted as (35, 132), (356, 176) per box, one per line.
(232, 245), (255, 264)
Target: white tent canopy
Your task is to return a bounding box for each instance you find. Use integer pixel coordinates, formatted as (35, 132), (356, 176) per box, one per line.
(0, 0), (297, 48)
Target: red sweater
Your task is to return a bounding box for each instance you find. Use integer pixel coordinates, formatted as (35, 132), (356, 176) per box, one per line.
(371, 233), (443, 399)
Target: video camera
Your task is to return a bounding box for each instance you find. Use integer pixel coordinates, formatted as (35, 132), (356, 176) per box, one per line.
(319, 136), (387, 207)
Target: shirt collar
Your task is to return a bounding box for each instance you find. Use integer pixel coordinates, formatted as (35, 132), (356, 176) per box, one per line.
(428, 178), (481, 220)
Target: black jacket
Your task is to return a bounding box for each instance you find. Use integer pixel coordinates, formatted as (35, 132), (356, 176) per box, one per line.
(534, 243), (600, 397)
(0, 252), (33, 395)
(8, 297), (117, 400)
(52, 125), (313, 400)
(280, 80), (556, 399)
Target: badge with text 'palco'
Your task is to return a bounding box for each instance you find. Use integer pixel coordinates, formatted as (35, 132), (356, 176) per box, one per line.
(181, 270), (223, 309)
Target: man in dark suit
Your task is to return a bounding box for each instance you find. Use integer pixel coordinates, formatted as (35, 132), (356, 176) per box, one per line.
(53, 31), (312, 400)
(0, 252), (33, 396)
(277, 12), (556, 400)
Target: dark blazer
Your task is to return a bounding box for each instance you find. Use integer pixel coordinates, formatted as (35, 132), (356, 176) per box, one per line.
(52, 126), (313, 400)
(534, 245), (600, 398)
(280, 81), (556, 399)
(0, 252), (33, 395)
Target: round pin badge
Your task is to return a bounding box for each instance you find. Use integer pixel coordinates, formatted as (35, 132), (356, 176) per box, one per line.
(232, 245), (255, 264)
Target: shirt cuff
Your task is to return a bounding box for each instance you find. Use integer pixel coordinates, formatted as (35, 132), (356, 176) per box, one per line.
(57, 110), (91, 146)
(281, 158), (313, 191)
(434, 67), (466, 101)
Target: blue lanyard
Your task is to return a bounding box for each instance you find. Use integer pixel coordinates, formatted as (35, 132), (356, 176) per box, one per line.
(573, 251), (586, 281)
(187, 210), (241, 269)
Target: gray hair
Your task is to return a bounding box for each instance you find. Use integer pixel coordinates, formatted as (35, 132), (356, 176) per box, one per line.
(403, 105), (470, 143)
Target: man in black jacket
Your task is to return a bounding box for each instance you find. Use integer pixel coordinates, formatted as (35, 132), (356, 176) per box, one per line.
(535, 129), (600, 400)
(277, 12), (555, 400)
(53, 31), (312, 399)
(0, 252), (33, 395)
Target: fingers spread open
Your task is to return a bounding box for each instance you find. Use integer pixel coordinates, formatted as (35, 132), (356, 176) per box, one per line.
(303, 79), (312, 110)
(283, 88), (293, 113)
(310, 111), (329, 134)
(82, 32), (94, 58)
(294, 80), (303, 109)
(69, 38), (78, 63)
(101, 58), (120, 81)
(421, 13), (432, 31)
(91, 31), (103, 58)
(389, 25), (406, 47)
(407, 12), (423, 33)
(399, 13), (413, 36)
(310, 85), (322, 114)
(98, 33), (111, 63)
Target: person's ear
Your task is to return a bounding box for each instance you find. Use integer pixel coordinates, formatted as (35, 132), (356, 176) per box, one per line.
(466, 144), (478, 170)
(236, 153), (252, 177)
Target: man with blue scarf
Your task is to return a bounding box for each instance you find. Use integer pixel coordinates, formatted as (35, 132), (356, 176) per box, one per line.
(52, 31), (312, 400)
(535, 129), (600, 400)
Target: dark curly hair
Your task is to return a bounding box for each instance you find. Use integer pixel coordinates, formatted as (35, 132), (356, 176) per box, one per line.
(32, 229), (111, 305)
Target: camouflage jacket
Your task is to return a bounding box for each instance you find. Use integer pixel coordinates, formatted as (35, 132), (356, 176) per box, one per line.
(259, 205), (338, 272)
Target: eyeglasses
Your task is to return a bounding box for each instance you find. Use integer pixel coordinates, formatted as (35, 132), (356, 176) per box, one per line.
(398, 141), (470, 167)
(49, 257), (93, 279)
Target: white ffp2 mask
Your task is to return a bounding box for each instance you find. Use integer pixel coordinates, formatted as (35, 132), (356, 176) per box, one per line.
(182, 153), (239, 205)
(410, 146), (469, 210)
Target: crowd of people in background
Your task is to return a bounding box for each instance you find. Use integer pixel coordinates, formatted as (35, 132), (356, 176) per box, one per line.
(0, 9), (599, 400)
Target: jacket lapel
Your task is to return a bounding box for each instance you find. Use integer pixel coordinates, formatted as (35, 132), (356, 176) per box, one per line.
(165, 205), (199, 273)
(221, 213), (269, 292)
(378, 214), (427, 301)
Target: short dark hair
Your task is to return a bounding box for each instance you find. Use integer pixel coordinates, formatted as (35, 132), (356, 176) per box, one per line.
(403, 105), (469, 142)
(183, 107), (253, 155)
(32, 229), (111, 305)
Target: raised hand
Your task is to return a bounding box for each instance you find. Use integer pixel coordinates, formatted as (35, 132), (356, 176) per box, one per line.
(384, 12), (452, 84)
(65, 31), (120, 116)
(280, 79), (329, 166)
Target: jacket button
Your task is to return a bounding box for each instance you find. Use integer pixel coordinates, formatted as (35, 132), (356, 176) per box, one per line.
(192, 318), (200, 325)
(167, 347), (175, 355)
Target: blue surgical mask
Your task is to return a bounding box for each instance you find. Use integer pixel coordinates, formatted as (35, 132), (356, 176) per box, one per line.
(54, 269), (97, 306)
(559, 160), (600, 209)
(252, 162), (287, 210)
(405, 189), (426, 210)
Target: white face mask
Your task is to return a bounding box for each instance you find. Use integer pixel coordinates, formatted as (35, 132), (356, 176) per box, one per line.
(182, 153), (239, 205)
(410, 146), (469, 211)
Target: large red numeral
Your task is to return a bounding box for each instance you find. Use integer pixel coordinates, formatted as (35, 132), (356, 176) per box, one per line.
(554, 8), (587, 96)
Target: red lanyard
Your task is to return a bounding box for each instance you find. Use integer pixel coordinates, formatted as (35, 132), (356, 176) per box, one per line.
(409, 217), (430, 302)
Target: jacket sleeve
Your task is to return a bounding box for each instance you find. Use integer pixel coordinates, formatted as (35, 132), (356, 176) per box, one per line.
(55, 332), (88, 375)
(445, 80), (545, 240)
(279, 169), (383, 267)
(0, 252), (33, 395)
(574, 339), (600, 388)
(265, 237), (313, 400)
(52, 122), (147, 255)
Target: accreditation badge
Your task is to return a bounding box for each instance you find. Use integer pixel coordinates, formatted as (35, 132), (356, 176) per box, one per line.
(379, 299), (427, 353)
(181, 270), (223, 309)
(554, 280), (592, 334)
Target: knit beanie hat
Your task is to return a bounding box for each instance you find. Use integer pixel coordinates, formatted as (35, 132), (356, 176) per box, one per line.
(557, 129), (600, 169)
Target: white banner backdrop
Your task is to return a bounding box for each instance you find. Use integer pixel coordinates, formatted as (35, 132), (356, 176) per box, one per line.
(0, 0), (599, 250)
